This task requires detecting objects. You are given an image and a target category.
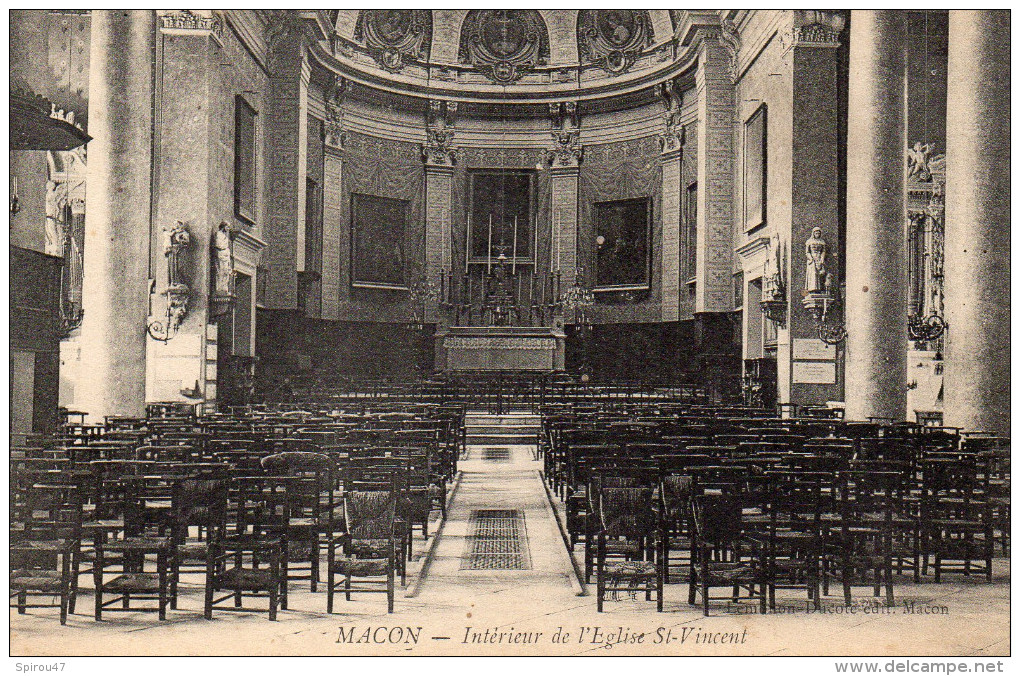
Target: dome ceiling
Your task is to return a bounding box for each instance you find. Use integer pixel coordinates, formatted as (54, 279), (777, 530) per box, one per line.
(333, 10), (675, 80)
(317, 10), (718, 107)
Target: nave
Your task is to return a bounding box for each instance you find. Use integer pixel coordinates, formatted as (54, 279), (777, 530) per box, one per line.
(10, 402), (1010, 656)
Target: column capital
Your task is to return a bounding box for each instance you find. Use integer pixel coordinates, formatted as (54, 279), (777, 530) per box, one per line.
(781, 10), (846, 52)
(158, 10), (223, 43)
(546, 130), (583, 168)
(423, 99), (457, 167)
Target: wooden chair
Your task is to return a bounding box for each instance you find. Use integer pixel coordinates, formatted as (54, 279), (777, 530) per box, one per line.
(821, 471), (900, 606)
(594, 486), (664, 612)
(10, 477), (83, 624)
(204, 477), (286, 620)
(327, 486), (398, 613)
(922, 459), (994, 582)
(688, 494), (766, 615)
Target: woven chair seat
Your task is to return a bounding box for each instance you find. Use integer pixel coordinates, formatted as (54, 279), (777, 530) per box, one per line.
(11, 571), (64, 591)
(215, 567), (277, 591)
(11, 539), (75, 553)
(332, 557), (391, 576)
(349, 539), (392, 558)
(102, 573), (165, 593)
(703, 563), (756, 583)
(102, 536), (172, 552)
(603, 560), (658, 579)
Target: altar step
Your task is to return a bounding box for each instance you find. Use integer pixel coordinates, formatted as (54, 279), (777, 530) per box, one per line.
(465, 413), (541, 446)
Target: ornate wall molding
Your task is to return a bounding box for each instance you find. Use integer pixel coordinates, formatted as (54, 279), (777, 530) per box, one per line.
(354, 10), (432, 72)
(458, 10), (550, 84)
(577, 10), (653, 75)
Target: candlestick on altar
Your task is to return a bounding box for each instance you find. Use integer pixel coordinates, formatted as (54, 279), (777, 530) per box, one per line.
(487, 214), (493, 274)
(464, 273), (471, 306)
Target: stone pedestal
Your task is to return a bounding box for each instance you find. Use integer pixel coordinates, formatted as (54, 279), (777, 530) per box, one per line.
(942, 11), (1010, 434)
(79, 10), (155, 421)
(844, 10), (909, 422)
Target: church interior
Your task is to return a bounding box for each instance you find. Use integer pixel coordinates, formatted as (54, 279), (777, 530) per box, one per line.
(9, 9), (1009, 657)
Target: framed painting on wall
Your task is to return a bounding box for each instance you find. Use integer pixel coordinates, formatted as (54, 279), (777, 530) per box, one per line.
(593, 196), (651, 291)
(743, 103), (767, 232)
(233, 95), (257, 225)
(350, 193), (408, 290)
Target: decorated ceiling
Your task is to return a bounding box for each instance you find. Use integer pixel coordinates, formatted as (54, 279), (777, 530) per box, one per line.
(333, 10), (675, 83)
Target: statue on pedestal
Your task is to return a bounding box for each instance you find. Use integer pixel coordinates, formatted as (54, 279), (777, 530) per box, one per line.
(213, 220), (235, 296)
(762, 232), (784, 301)
(163, 220), (190, 289)
(804, 227), (831, 293)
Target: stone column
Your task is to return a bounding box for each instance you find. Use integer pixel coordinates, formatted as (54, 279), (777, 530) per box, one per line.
(943, 10), (1010, 434)
(694, 29), (736, 314)
(321, 78), (346, 322)
(79, 10), (155, 421)
(843, 10), (908, 422)
(548, 123), (582, 294)
(263, 15), (308, 309)
(659, 81), (683, 322)
(424, 100), (457, 323)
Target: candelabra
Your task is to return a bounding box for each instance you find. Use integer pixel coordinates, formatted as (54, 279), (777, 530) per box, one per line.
(407, 269), (440, 331)
(559, 267), (596, 376)
(908, 310), (947, 344)
(802, 290), (847, 346)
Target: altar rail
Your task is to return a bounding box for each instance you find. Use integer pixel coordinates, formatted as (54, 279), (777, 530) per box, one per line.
(261, 372), (712, 415)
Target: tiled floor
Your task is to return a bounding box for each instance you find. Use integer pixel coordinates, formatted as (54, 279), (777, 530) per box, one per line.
(10, 447), (1010, 656)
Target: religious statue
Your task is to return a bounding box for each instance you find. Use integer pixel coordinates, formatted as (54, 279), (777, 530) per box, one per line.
(762, 231), (784, 301)
(163, 220), (191, 288)
(213, 220), (234, 296)
(907, 142), (933, 181)
(804, 227), (831, 293)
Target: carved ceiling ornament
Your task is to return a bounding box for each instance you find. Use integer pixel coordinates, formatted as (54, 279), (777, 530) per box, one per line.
(458, 10), (550, 84)
(577, 10), (653, 75)
(354, 10), (432, 72)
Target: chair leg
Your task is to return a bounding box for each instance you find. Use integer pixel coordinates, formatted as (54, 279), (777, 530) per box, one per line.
(60, 589), (69, 625)
(158, 554), (168, 621)
(345, 574), (352, 601)
(387, 568), (395, 614)
(327, 566), (335, 614)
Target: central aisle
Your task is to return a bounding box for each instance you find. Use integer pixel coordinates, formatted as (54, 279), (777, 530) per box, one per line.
(414, 445), (579, 599)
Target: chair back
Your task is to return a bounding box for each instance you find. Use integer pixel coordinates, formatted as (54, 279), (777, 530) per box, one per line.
(598, 486), (656, 539)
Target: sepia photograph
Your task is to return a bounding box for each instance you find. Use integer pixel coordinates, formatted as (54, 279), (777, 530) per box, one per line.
(7, 7), (1010, 665)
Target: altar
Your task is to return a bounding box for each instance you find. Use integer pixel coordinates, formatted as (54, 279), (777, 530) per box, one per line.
(435, 325), (565, 372)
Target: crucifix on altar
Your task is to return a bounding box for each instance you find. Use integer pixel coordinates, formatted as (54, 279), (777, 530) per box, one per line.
(461, 170), (542, 326)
